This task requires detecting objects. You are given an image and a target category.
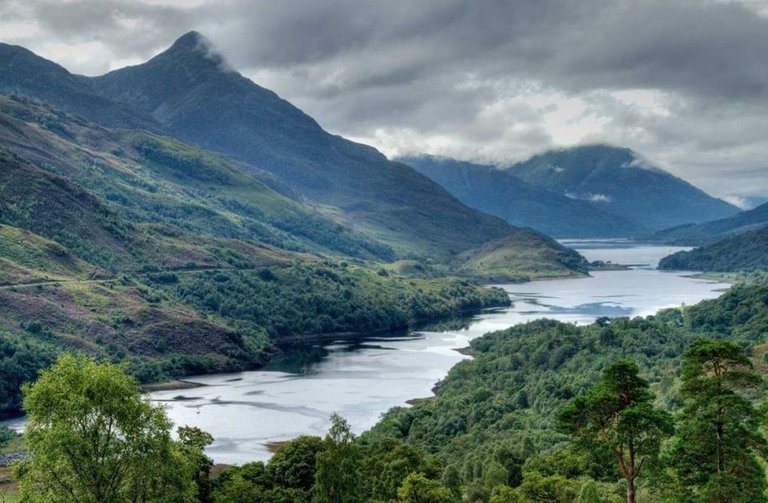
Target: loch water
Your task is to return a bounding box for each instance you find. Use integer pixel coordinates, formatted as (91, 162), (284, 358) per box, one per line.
(1, 240), (732, 464)
(147, 240), (731, 464)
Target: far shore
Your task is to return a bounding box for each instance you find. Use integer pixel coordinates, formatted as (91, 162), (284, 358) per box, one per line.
(142, 380), (207, 392)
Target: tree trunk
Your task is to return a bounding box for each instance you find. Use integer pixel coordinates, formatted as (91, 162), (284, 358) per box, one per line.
(626, 477), (636, 503)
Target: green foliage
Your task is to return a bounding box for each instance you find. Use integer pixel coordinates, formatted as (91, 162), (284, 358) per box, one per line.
(558, 361), (673, 502)
(367, 286), (768, 501)
(396, 472), (455, 503)
(667, 340), (768, 502)
(659, 226), (768, 272)
(0, 332), (56, 417)
(0, 425), (15, 449)
(268, 436), (325, 491)
(313, 414), (362, 503)
(577, 480), (601, 503)
(177, 426), (214, 502)
(172, 265), (509, 340)
(15, 354), (199, 502)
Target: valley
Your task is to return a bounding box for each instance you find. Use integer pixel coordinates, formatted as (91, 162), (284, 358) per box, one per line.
(0, 18), (767, 503)
(125, 240), (728, 463)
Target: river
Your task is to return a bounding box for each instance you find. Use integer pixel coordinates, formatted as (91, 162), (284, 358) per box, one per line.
(144, 240), (731, 464)
(1, 240), (732, 464)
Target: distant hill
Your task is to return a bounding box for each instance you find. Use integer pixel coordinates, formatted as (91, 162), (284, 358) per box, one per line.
(508, 145), (739, 231)
(457, 231), (589, 282)
(651, 202), (768, 246)
(658, 226), (768, 272)
(401, 154), (643, 238)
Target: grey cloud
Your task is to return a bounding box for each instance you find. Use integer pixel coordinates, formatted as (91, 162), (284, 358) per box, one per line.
(1, 0), (768, 197)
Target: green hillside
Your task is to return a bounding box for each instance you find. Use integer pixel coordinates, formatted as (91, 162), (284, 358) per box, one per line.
(457, 231), (589, 282)
(0, 96), (392, 262)
(658, 226), (768, 272)
(0, 96), (519, 417)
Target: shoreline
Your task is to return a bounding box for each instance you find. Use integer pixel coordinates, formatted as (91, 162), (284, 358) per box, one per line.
(142, 380), (207, 393)
(140, 297), (511, 394)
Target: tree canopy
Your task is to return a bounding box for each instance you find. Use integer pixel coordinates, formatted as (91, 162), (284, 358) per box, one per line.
(15, 354), (203, 503)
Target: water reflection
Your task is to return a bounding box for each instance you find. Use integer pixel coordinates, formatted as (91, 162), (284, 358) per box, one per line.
(10, 240), (731, 464)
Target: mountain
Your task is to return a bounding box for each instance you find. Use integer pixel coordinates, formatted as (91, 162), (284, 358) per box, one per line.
(0, 33), (533, 260)
(651, 202), (768, 246)
(401, 154), (644, 238)
(658, 226), (768, 272)
(75, 31), (516, 259)
(0, 96), (519, 415)
(0, 42), (156, 129)
(507, 145), (739, 230)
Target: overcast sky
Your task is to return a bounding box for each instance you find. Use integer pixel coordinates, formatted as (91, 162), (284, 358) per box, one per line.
(1, 0), (768, 205)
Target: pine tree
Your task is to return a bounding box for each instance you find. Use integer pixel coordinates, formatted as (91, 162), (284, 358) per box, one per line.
(559, 360), (673, 503)
(669, 340), (768, 502)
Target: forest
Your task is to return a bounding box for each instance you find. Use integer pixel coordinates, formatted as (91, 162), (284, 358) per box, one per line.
(2, 284), (767, 502)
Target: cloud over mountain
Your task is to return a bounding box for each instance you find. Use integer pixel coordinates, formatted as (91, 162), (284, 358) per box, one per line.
(2, 0), (767, 200)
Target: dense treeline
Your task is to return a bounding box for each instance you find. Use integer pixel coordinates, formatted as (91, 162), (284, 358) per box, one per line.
(658, 226), (768, 272)
(169, 263), (510, 340)
(4, 286), (768, 502)
(361, 285), (768, 501)
(0, 333), (56, 418)
(0, 262), (508, 418)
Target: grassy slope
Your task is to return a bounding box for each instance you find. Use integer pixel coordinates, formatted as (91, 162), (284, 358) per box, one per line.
(0, 224), (95, 285)
(456, 231), (590, 282)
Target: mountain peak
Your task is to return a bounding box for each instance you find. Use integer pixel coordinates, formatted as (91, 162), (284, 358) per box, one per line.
(169, 31), (208, 52)
(156, 31), (230, 72)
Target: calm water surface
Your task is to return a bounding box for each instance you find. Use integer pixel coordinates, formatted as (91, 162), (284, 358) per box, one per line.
(150, 240), (731, 463)
(3, 240), (732, 464)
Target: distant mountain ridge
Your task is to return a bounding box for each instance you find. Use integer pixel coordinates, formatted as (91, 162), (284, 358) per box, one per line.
(651, 201), (768, 246)
(508, 145), (739, 231)
(658, 226), (768, 272)
(401, 154), (644, 238)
